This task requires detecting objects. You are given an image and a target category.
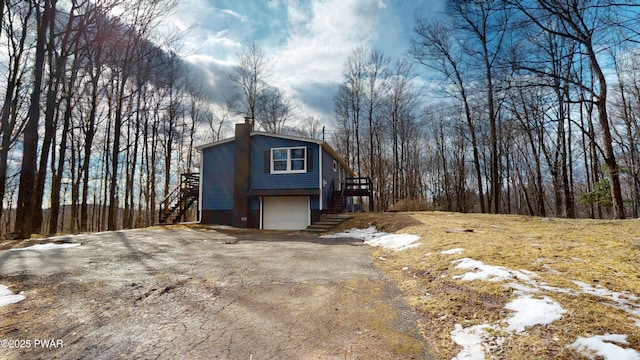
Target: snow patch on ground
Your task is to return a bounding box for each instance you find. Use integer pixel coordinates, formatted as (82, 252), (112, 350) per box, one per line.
(321, 226), (385, 240)
(364, 233), (421, 251)
(505, 295), (566, 332)
(451, 324), (494, 360)
(450, 292), (566, 358)
(573, 281), (640, 319)
(325, 227), (640, 358)
(441, 248), (464, 255)
(0, 285), (25, 307)
(321, 226), (421, 251)
(45, 233), (85, 241)
(572, 334), (640, 360)
(453, 258), (536, 282)
(449, 257), (640, 359)
(10, 243), (81, 251)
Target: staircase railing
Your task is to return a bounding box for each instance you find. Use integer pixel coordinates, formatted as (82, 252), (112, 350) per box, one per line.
(328, 179), (335, 200)
(159, 172), (199, 224)
(341, 177), (373, 212)
(342, 177), (371, 196)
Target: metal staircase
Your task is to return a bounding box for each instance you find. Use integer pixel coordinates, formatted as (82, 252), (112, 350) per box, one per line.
(158, 173), (199, 224)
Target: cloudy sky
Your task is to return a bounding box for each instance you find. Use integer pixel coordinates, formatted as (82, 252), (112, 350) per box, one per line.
(166, 0), (446, 126)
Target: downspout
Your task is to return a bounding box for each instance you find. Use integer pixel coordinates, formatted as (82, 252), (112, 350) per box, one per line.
(319, 144), (323, 210)
(197, 148), (203, 223)
(259, 196), (263, 229)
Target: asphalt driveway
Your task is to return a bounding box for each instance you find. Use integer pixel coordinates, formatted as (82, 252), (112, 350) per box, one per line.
(0, 225), (430, 359)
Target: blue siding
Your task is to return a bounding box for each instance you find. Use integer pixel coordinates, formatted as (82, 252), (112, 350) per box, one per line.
(201, 142), (234, 210)
(321, 147), (345, 210)
(250, 136), (319, 190)
(310, 196), (319, 210)
(201, 135), (346, 214)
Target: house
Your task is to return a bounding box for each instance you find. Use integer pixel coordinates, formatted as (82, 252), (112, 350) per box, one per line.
(194, 119), (362, 230)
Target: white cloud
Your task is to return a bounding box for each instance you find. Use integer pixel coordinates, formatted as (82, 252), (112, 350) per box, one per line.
(183, 55), (236, 103)
(261, 0), (388, 121)
(165, 0), (245, 62)
(274, 0), (386, 88)
(267, 0), (282, 9)
(163, 0), (393, 122)
(283, 0), (310, 26)
(218, 8), (248, 22)
(203, 30), (242, 50)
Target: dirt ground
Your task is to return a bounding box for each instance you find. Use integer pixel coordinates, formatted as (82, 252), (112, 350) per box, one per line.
(0, 225), (431, 359)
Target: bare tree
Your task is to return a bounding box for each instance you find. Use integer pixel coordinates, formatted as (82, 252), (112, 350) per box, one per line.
(206, 101), (232, 142)
(510, 0), (631, 219)
(342, 46), (367, 175)
(297, 116), (323, 140)
(411, 19), (486, 213)
(230, 38), (274, 126)
(14, 0), (56, 239)
(106, 0), (177, 230)
(78, 2), (114, 233)
(363, 48), (389, 211)
(332, 84), (355, 170)
(383, 59), (419, 204)
(255, 86), (294, 133)
(447, 0), (510, 214)
(611, 49), (640, 217)
(32, 0), (87, 233)
(0, 1), (33, 226)
(185, 82), (207, 170)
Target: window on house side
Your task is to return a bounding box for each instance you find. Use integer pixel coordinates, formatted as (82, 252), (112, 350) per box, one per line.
(333, 160), (337, 172)
(271, 147), (306, 173)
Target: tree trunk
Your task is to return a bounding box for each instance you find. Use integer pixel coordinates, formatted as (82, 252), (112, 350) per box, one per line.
(48, 81), (73, 235)
(108, 93), (124, 230)
(80, 63), (100, 231)
(588, 49), (625, 219)
(33, 3), (66, 232)
(15, 0), (54, 239)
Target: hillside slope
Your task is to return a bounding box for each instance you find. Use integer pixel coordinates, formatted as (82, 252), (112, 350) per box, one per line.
(336, 211), (640, 359)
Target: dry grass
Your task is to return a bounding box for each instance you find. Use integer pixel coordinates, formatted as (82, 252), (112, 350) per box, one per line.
(342, 211), (640, 359)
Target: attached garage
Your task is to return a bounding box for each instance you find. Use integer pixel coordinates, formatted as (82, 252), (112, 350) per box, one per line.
(263, 196), (309, 230)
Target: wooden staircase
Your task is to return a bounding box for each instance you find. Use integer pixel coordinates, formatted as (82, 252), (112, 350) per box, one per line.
(158, 173), (199, 224)
(328, 190), (346, 213)
(306, 177), (373, 233)
(328, 177), (373, 213)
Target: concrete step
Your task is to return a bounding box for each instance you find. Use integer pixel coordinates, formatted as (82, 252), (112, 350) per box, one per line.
(313, 220), (345, 225)
(304, 214), (353, 233)
(305, 226), (331, 233)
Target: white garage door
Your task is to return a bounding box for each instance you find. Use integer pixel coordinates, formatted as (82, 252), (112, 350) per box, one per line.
(263, 196), (309, 230)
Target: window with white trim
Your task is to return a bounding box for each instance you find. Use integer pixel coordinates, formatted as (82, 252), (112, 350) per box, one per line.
(271, 147), (306, 173)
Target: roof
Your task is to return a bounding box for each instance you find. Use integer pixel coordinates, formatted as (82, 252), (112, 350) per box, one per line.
(197, 131), (356, 177)
(247, 188), (321, 196)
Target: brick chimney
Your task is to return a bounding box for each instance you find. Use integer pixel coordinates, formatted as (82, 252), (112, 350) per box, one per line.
(232, 118), (252, 227)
